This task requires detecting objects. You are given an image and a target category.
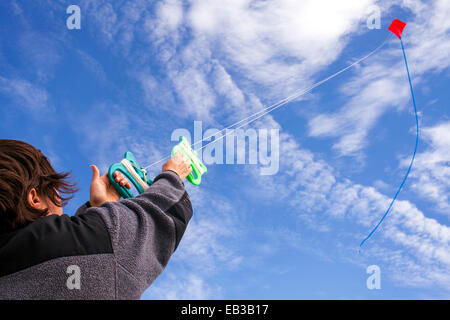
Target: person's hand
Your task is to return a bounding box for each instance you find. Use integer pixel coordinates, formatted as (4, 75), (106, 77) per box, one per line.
(162, 151), (192, 180)
(89, 165), (131, 207)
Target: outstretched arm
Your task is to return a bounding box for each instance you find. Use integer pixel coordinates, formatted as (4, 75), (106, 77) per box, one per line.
(74, 152), (193, 298)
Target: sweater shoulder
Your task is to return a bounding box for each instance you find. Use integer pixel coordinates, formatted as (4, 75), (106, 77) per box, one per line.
(0, 212), (112, 277)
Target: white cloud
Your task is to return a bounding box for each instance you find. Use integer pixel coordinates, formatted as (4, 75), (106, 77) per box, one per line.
(87, 2), (118, 44)
(212, 62), (246, 111)
(0, 76), (49, 110)
(144, 273), (222, 299)
(307, 0), (450, 156)
(248, 131), (450, 291)
(84, 0), (380, 121)
(153, 0), (184, 37)
(308, 65), (410, 156)
(113, 0), (380, 122)
(406, 121), (450, 214)
(186, 0), (376, 96)
(16, 29), (62, 83)
(169, 65), (217, 120)
(76, 50), (108, 85)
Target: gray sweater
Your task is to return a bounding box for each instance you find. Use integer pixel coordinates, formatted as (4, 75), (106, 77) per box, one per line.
(0, 170), (193, 299)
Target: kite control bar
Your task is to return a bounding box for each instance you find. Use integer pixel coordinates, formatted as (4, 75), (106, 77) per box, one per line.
(108, 136), (207, 198)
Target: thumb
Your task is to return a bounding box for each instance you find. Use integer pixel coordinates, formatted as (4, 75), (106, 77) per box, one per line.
(90, 165), (100, 182)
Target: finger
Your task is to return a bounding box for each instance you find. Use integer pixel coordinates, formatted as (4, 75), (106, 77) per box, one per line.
(115, 174), (131, 188)
(114, 172), (123, 181)
(174, 151), (184, 162)
(115, 172), (123, 178)
(176, 151), (190, 164)
(90, 165), (100, 182)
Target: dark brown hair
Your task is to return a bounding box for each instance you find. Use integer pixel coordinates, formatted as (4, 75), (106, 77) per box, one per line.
(0, 139), (78, 234)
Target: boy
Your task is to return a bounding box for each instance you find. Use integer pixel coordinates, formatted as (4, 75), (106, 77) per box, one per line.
(0, 139), (193, 299)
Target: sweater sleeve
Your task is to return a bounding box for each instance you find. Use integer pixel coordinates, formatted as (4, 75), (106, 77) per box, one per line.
(73, 170), (193, 296)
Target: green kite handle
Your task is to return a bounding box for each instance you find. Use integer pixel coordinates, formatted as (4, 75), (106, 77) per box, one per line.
(171, 136), (207, 185)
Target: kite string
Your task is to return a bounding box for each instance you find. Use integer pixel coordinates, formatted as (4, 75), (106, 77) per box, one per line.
(360, 38), (419, 247)
(196, 36), (393, 154)
(143, 35), (392, 170)
(193, 35), (392, 154)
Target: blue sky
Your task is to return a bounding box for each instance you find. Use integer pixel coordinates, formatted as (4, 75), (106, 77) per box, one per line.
(1, 0), (449, 299)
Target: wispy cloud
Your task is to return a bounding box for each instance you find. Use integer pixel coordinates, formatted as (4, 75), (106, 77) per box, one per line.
(69, 101), (165, 171)
(308, 62), (410, 156)
(145, 272), (223, 299)
(186, 0), (376, 97)
(308, 0), (450, 157)
(83, 0), (379, 120)
(0, 76), (49, 110)
(76, 49), (108, 85)
(17, 30), (62, 83)
(406, 121), (450, 214)
(248, 130), (450, 291)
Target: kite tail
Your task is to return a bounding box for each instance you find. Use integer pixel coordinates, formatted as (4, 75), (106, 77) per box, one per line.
(360, 38), (419, 248)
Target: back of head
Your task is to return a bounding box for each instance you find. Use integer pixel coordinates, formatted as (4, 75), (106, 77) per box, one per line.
(0, 140), (78, 234)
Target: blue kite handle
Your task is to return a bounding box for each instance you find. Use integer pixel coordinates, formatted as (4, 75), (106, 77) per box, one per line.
(108, 162), (133, 199)
(108, 152), (152, 199)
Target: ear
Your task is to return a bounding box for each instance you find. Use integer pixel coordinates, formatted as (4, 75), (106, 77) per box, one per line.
(27, 188), (46, 210)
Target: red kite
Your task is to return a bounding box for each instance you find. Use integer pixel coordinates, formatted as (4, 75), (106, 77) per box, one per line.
(388, 19), (407, 39)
